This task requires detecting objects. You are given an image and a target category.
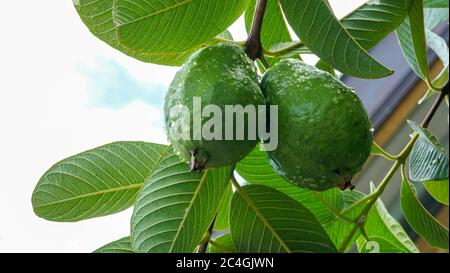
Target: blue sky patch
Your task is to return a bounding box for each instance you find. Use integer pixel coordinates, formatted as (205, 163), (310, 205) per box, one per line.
(80, 59), (167, 109)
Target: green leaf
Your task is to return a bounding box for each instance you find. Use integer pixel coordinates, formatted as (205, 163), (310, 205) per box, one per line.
(236, 148), (343, 224)
(424, 8), (449, 30)
(396, 0), (431, 82)
(315, 59), (336, 76)
(215, 182), (233, 231)
(433, 65), (449, 87)
(323, 190), (365, 252)
(358, 237), (405, 253)
(245, 0), (292, 63)
(423, 181), (449, 205)
(341, 0), (410, 50)
(422, 30), (449, 100)
(279, 0), (392, 79)
(207, 234), (236, 253)
(94, 237), (134, 253)
(407, 121), (449, 206)
(230, 184), (337, 253)
(407, 120), (449, 183)
(357, 184), (419, 253)
(424, 0), (449, 8)
(131, 151), (233, 253)
(32, 142), (168, 222)
(74, 0), (196, 66)
(419, 66), (449, 104)
(426, 30), (449, 67)
(401, 176), (449, 249)
(265, 42), (310, 58)
(114, 0), (248, 54)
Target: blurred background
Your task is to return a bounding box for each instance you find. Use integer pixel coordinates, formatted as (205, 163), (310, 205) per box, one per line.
(0, 0), (447, 252)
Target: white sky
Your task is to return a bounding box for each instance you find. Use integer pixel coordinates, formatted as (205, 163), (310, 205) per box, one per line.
(0, 0), (366, 253)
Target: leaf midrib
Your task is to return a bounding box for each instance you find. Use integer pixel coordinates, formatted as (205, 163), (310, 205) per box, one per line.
(34, 183), (143, 209)
(117, 0), (194, 26)
(35, 146), (172, 209)
(169, 169), (210, 252)
(237, 187), (292, 253)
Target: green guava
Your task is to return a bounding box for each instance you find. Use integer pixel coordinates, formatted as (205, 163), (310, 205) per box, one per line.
(261, 59), (373, 191)
(164, 44), (265, 171)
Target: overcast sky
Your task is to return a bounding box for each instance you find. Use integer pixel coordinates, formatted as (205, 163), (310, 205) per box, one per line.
(0, 0), (366, 253)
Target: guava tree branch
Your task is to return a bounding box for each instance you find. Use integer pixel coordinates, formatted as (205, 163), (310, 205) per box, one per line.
(338, 82), (449, 252)
(245, 0), (268, 61)
(421, 82), (448, 128)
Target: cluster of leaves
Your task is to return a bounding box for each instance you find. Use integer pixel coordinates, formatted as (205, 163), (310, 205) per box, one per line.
(32, 0), (449, 253)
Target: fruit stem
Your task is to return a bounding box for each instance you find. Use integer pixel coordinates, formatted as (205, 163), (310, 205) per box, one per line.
(189, 149), (207, 172)
(338, 83), (448, 252)
(245, 0), (268, 60)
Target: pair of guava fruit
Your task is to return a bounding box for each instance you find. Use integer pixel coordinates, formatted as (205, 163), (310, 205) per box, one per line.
(164, 44), (373, 191)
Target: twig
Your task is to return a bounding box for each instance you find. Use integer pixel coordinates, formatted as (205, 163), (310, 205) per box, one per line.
(245, 0), (268, 60)
(421, 82), (448, 128)
(338, 82), (448, 252)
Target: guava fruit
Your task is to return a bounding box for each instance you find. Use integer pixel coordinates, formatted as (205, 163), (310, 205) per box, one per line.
(164, 44), (265, 171)
(261, 59), (373, 191)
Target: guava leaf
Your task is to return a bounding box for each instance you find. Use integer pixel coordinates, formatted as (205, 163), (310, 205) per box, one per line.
(341, 0), (410, 50)
(407, 121), (449, 205)
(426, 30), (449, 67)
(94, 237), (134, 253)
(357, 184), (419, 253)
(407, 120), (449, 184)
(315, 59), (336, 76)
(424, 8), (449, 30)
(358, 237), (406, 253)
(114, 0), (249, 54)
(131, 151), (233, 253)
(396, 0), (432, 83)
(279, 0), (393, 79)
(423, 181), (449, 205)
(73, 0), (234, 66)
(323, 190), (365, 252)
(230, 184), (337, 253)
(401, 176), (449, 249)
(214, 183), (233, 231)
(419, 65), (449, 104)
(74, 0), (190, 65)
(207, 234), (236, 253)
(32, 142), (168, 222)
(424, 0), (449, 8)
(419, 30), (449, 103)
(236, 148), (343, 225)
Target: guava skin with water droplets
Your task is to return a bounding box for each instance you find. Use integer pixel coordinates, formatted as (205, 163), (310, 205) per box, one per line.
(261, 59), (373, 191)
(164, 44), (265, 170)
